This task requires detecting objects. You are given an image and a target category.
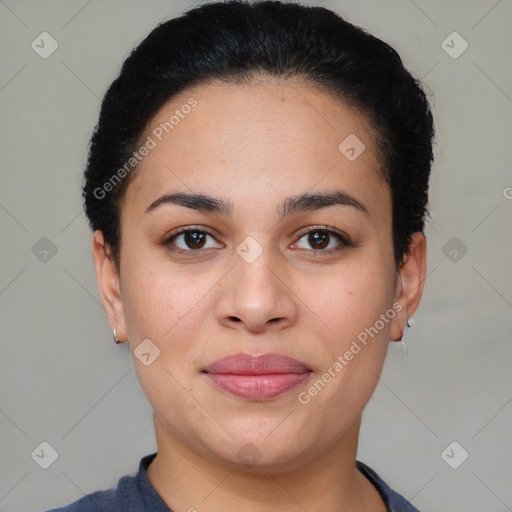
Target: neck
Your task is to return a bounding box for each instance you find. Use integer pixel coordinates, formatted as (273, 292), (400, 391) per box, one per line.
(146, 414), (386, 512)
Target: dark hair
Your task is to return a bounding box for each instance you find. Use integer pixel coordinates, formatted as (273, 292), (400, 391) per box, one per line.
(82, 0), (435, 270)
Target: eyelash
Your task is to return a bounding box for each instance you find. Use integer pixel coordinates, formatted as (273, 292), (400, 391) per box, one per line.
(160, 225), (353, 257)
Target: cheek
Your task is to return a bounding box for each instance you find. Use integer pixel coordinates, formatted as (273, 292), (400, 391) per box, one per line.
(120, 245), (196, 338)
(307, 258), (395, 404)
(121, 273), (180, 341)
(120, 257), (220, 369)
(299, 261), (395, 346)
(122, 265), (208, 414)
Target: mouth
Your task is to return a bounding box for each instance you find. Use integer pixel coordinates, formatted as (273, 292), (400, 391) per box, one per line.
(202, 353), (312, 401)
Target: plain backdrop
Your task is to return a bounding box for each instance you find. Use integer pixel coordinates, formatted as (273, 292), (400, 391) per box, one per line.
(0, 1), (511, 511)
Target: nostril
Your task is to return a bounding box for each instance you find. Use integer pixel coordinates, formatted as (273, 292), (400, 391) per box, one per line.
(228, 316), (242, 322)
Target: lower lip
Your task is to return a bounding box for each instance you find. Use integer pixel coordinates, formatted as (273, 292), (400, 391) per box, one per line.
(206, 373), (311, 400)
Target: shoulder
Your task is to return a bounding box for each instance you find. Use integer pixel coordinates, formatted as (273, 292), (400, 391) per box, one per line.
(42, 487), (117, 512)
(356, 460), (421, 512)
(42, 453), (160, 512)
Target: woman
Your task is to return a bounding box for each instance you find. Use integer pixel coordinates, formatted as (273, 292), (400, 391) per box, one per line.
(47, 0), (434, 510)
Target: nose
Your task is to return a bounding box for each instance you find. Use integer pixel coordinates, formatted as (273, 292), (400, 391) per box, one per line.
(215, 248), (299, 333)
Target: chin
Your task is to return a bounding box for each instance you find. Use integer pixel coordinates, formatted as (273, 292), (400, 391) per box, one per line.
(202, 431), (316, 474)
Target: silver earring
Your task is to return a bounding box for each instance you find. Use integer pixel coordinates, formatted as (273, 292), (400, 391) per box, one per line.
(400, 317), (414, 355)
(113, 328), (121, 344)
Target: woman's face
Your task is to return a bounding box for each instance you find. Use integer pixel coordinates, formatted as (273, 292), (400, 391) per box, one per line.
(95, 79), (424, 471)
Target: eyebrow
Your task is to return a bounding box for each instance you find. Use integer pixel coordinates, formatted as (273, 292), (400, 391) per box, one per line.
(144, 190), (369, 218)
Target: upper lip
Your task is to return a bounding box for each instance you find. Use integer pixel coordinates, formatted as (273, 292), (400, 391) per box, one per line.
(204, 353), (312, 375)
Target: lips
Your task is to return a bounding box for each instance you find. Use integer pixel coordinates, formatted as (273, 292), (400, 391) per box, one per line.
(203, 353), (312, 400)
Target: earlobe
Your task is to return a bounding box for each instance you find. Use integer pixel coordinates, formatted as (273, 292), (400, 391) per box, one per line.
(390, 232), (427, 342)
(92, 230), (128, 343)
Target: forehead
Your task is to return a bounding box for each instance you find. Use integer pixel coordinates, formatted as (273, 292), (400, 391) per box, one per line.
(121, 79), (388, 221)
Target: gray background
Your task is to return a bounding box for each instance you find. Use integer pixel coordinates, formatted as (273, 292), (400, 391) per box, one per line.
(0, 0), (511, 510)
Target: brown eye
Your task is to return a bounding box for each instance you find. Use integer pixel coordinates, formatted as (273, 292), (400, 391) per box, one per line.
(308, 230), (330, 249)
(293, 227), (352, 253)
(163, 228), (222, 252)
(181, 231), (207, 249)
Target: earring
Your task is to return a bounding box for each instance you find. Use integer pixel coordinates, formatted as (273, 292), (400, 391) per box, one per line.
(400, 317), (414, 355)
(113, 328), (122, 344)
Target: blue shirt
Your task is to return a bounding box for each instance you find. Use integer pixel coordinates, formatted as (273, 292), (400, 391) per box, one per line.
(44, 452), (419, 512)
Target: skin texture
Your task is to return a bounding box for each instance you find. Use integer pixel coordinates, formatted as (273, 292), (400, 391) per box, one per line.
(93, 78), (426, 512)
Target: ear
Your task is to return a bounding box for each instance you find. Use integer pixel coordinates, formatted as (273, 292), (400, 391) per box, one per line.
(389, 232), (427, 342)
(92, 230), (128, 342)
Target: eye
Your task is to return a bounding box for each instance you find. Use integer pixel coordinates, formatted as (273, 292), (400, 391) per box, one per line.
(162, 227), (222, 253)
(160, 225), (352, 256)
(292, 226), (352, 254)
